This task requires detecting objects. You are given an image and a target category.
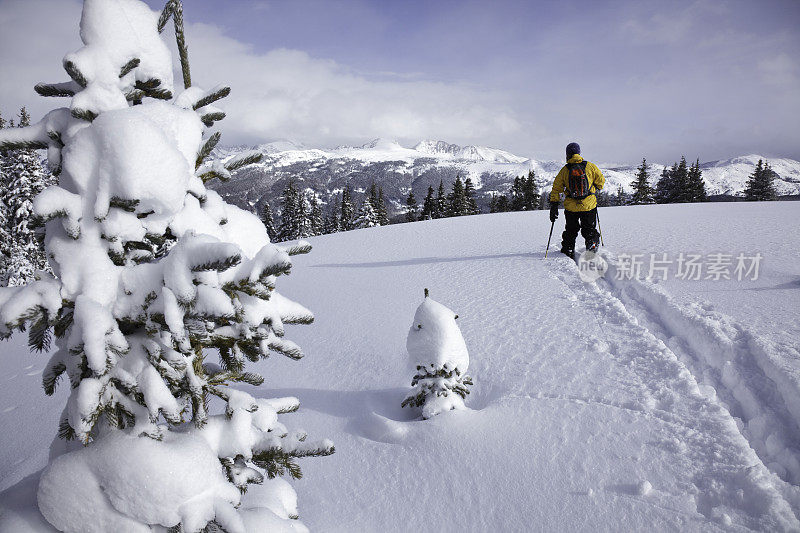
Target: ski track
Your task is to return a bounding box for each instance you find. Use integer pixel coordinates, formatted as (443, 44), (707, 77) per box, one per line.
(546, 252), (800, 526)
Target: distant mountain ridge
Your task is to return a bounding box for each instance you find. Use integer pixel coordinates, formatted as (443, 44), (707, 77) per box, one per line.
(208, 139), (800, 217)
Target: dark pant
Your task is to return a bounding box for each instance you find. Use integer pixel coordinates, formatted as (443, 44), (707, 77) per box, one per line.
(561, 208), (599, 252)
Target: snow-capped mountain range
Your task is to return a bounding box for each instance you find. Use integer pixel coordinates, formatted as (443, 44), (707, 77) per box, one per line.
(209, 139), (800, 217)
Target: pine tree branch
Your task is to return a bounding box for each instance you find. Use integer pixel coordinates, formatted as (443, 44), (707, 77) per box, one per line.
(119, 58), (141, 79)
(34, 82), (79, 98)
(0, 139), (48, 150)
(201, 111), (226, 127)
(71, 108), (97, 122)
(62, 60), (87, 87)
(193, 86), (231, 110)
(196, 132), (221, 169)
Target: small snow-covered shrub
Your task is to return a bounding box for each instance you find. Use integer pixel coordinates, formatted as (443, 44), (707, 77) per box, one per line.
(402, 289), (473, 419)
(0, 1), (332, 531)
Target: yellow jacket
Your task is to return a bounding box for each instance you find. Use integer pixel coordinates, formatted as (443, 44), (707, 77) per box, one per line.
(549, 155), (605, 212)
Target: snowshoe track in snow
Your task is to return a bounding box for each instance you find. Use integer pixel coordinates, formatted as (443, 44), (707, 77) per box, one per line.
(603, 262), (800, 487)
(546, 252), (800, 525)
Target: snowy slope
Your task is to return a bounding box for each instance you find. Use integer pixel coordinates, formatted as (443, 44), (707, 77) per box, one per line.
(209, 139), (800, 218)
(2, 203), (800, 531)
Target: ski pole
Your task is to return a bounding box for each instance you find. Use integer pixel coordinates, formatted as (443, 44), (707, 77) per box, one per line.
(596, 208), (604, 247)
(544, 220), (555, 258)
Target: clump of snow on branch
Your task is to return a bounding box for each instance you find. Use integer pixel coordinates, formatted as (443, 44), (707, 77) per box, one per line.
(402, 290), (473, 419)
(0, 0), (331, 530)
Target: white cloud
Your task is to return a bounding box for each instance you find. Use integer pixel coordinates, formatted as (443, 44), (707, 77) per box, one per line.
(172, 22), (521, 148)
(1, 0), (798, 163)
(0, 0), (522, 151)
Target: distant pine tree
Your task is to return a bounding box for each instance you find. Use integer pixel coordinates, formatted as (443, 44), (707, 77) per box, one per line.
(405, 191), (418, 222)
(489, 193), (498, 213)
(743, 159), (777, 201)
(340, 185), (355, 230)
(655, 163), (677, 204)
(522, 170), (540, 210)
(631, 158), (655, 205)
(420, 186), (435, 220)
(323, 200), (340, 233)
(510, 176), (525, 211)
(614, 185), (628, 206)
(377, 187), (389, 225)
(463, 177), (480, 215)
(447, 175), (467, 217)
(368, 182), (378, 211)
(686, 158), (707, 202)
(435, 180), (447, 219)
(672, 157), (690, 203)
(260, 201), (277, 240)
(496, 194), (510, 212)
(277, 180), (301, 241)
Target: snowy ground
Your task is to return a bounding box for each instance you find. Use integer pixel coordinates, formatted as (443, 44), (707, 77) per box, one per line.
(2, 202), (799, 531)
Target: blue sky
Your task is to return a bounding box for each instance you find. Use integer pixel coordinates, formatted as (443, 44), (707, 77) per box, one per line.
(1, 0), (799, 163)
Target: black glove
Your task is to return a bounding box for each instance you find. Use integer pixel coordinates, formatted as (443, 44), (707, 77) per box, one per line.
(549, 202), (559, 223)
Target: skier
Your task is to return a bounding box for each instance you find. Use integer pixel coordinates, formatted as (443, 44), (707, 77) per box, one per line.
(549, 142), (605, 259)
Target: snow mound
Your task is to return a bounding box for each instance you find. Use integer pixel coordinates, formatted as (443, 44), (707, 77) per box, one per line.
(407, 295), (468, 372)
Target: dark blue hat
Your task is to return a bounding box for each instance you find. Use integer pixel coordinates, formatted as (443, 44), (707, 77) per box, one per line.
(566, 142), (581, 159)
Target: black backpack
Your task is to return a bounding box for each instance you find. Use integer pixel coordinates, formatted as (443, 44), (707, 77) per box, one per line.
(566, 161), (591, 200)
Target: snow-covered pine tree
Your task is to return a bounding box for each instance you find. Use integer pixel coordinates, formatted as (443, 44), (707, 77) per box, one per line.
(309, 194), (324, 235)
(353, 198), (380, 229)
(405, 190), (418, 222)
(631, 158), (655, 205)
(447, 175), (467, 217)
(686, 158), (707, 202)
(464, 176), (480, 215)
(340, 185), (355, 230)
(420, 185), (435, 220)
(402, 289), (473, 419)
(0, 1), (332, 530)
(0, 111), (7, 284)
(1, 107), (50, 286)
(260, 201), (276, 241)
(744, 159), (777, 201)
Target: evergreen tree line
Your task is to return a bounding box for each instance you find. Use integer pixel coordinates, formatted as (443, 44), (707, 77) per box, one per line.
(262, 156), (784, 241)
(488, 170), (541, 213)
(0, 107), (54, 286)
(597, 156), (708, 207)
(603, 155), (780, 207)
(264, 180), (390, 242)
(407, 175), (482, 222)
